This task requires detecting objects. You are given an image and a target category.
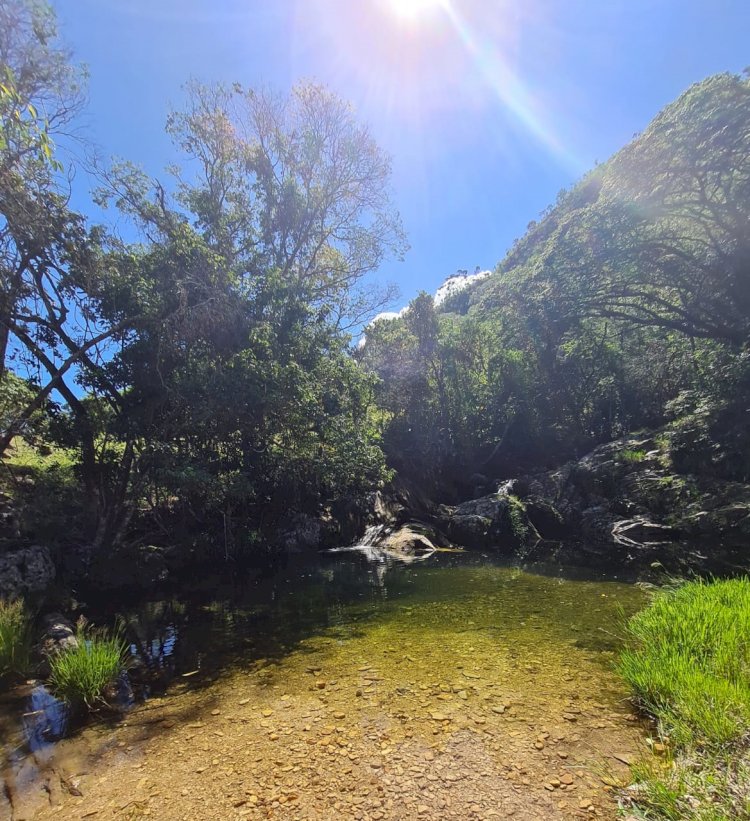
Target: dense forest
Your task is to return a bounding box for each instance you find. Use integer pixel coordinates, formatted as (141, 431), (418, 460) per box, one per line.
(1, 0), (749, 581)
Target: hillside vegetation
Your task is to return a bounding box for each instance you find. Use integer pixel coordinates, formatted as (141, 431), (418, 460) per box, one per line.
(362, 73), (750, 501)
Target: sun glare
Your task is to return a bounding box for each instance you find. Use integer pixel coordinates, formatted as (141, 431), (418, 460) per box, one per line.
(387, 0), (445, 22)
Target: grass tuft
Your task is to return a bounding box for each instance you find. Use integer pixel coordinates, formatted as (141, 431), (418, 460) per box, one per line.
(0, 598), (32, 685)
(618, 577), (750, 819)
(48, 619), (128, 710)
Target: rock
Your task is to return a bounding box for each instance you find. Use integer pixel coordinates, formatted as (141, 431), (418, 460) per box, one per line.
(40, 612), (79, 658)
(380, 526), (437, 558)
(438, 492), (539, 551)
(611, 517), (678, 548)
(278, 513), (322, 553)
(0, 544), (55, 598)
(524, 497), (569, 539)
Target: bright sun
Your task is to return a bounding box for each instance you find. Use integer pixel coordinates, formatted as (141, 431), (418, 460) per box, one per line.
(387, 0), (445, 22)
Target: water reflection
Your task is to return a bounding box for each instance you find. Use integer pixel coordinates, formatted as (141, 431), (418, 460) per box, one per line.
(22, 686), (69, 752)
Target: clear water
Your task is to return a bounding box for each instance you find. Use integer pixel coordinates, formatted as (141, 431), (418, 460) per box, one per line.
(1, 550), (647, 818)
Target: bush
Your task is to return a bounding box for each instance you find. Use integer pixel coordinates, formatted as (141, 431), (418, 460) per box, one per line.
(619, 578), (750, 820)
(48, 620), (128, 710)
(0, 598), (32, 685)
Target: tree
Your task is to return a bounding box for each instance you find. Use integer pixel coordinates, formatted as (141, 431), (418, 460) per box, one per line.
(0, 0), (85, 385)
(83, 81), (405, 550)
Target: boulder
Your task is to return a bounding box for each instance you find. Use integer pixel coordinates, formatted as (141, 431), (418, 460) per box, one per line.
(278, 513), (322, 553)
(381, 525), (437, 557)
(438, 492), (539, 550)
(0, 545), (55, 598)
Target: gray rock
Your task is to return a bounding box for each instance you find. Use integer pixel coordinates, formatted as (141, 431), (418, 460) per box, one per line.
(41, 613), (79, 655)
(439, 492), (539, 550)
(278, 513), (322, 552)
(0, 544), (55, 598)
(380, 525), (437, 557)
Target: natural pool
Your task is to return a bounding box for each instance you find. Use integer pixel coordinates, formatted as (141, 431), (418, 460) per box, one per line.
(1, 550), (649, 820)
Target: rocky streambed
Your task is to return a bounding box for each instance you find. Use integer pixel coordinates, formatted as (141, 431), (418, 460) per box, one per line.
(2, 553), (649, 820)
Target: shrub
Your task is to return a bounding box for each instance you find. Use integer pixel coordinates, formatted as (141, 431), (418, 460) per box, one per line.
(0, 598), (32, 684)
(48, 620), (128, 710)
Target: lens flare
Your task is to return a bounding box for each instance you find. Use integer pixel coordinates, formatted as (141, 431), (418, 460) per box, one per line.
(386, 0), (445, 21)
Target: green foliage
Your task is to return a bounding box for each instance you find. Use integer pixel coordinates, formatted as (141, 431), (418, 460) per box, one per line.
(2, 439), (82, 543)
(620, 449), (648, 464)
(2, 18), (403, 554)
(4, 3), (750, 564)
(0, 598), (32, 684)
(48, 620), (128, 710)
(507, 495), (530, 542)
(362, 72), (750, 491)
(619, 578), (750, 820)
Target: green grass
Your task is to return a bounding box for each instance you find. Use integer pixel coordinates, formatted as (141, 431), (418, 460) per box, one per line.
(619, 577), (750, 746)
(618, 577), (750, 820)
(620, 448), (648, 464)
(48, 620), (128, 710)
(0, 598), (32, 685)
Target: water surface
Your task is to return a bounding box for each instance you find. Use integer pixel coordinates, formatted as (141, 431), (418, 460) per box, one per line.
(1, 551), (648, 820)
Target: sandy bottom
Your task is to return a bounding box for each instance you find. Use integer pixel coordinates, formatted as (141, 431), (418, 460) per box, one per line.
(5, 581), (648, 821)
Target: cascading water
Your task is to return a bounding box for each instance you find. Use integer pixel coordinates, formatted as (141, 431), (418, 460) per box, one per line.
(328, 524), (392, 558)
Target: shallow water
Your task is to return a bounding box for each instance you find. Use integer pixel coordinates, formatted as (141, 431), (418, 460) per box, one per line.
(1, 551), (649, 820)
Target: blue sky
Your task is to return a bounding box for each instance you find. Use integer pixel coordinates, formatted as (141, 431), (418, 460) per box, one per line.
(55, 0), (749, 309)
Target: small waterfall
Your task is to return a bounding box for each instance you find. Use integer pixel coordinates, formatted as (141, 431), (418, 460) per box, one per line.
(355, 524), (391, 547)
(328, 523), (392, 555)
